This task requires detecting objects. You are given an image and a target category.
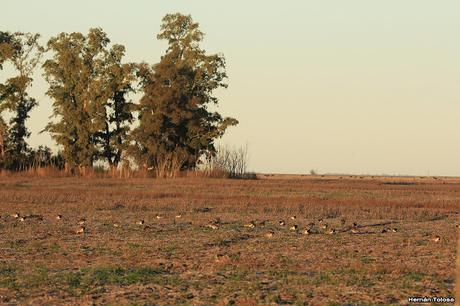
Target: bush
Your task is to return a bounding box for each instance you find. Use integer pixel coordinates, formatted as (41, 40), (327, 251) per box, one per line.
(202, 145), (253, 179)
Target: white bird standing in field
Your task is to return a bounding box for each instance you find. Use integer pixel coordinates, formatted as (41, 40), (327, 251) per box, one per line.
(156, 214), (162, 220)
(207, 223), (219, 230)
(12, 213), (20, 219)
(303, 228), (312, 235)
(19, 216), (26, 222)
(326, 228), (336, 235)
(278, 220), (286, 226)
(76, 226), (85, 234)
(289, 224), (298, 231)
(290, 215), (296, 220)
(244, 221), (256, 229)
(113, 222), (121, 228)
(136, 220), (145, 226)
(433, 235), (441, 242)
(56, 214), (63, 220)
(175, 213), (182, 219)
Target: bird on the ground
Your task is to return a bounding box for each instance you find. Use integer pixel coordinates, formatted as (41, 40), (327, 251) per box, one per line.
(156, 214), (162, 220)
(136, 220), (145, 226)
(113, 222), (121, 228)
(303, 228), (312, 235)
(290, 215), (296, 220)
(175, 213), (182, 219)
(320, 224), (328, 229)
(12, 213), (20, 219)
(19, 216), (26, 222)
(207, 223), (219, 230)
(76, 226), (85, 234)
(391, 228), (398, 233)
(381, 229), (387, 234)
(350, 228), (359, 234)
(244, 221), (256, 229)
(56, 214), (63, 220)
(289, 224), (298, 231)
(433, 235), (441, 243)
(279, 220), (286, 226)
(318, 218), (324, 223)
(265, 231), (275, 238)
(211, 217), (221, 225)
(326, 228), (336, 235)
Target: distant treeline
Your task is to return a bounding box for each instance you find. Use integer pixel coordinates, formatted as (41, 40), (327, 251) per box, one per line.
(0, 13), (238, 177)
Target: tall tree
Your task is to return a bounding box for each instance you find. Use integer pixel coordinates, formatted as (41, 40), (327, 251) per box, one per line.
(132, 13), (238, 175)
(0, 31), (14, 161)
(44, 28), (135, 173)
(94, 45), (136, 168)
(0, 32), (43, 170)
(44, 28), (132, 173)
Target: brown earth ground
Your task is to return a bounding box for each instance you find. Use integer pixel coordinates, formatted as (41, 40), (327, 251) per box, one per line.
(0, 175), (459, 305)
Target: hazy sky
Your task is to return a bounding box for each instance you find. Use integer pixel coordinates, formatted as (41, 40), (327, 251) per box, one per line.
(2, 1), (460, 176)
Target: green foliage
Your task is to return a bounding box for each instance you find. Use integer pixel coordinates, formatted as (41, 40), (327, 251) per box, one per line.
(0, 32), (43, 170)
(94, 45), (136, 167)
(0, 31), (16, 69)
(131, 13), (238, 175)
(43, 28), (135, 171)
(43, 29), (107, 171)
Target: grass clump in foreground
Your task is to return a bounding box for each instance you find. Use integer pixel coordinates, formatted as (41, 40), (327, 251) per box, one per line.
(63, 267), (171, 292)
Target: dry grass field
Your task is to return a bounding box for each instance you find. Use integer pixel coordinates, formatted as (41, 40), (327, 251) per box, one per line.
(0, 175), (459, 305)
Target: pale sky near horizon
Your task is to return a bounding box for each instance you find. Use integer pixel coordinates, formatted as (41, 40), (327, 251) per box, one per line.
(2, 1), (460, 176)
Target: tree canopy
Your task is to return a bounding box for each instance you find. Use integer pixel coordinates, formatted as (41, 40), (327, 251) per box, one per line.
(0, 32), (43, 170)
(132, 13), (238, 176)
(43, 28), (136, 172)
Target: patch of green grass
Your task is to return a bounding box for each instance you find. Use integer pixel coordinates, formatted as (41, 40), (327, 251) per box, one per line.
(400, 271), (427, 290)
(65, 272), (82, 288)
(403, 271), (426, 282)
(228, 269), (249, 281)
(360, 256), (375, 264)
(83, 267), (163, 287)
(50, 242), (60, 252)
(0, 265), (19, 289)
(312, 271), (339, 286)
(24, 267), (50, 287)
(8, 239), (27, 250)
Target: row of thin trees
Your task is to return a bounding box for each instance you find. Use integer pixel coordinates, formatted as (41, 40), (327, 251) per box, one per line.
(0, 13), (243, 177)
